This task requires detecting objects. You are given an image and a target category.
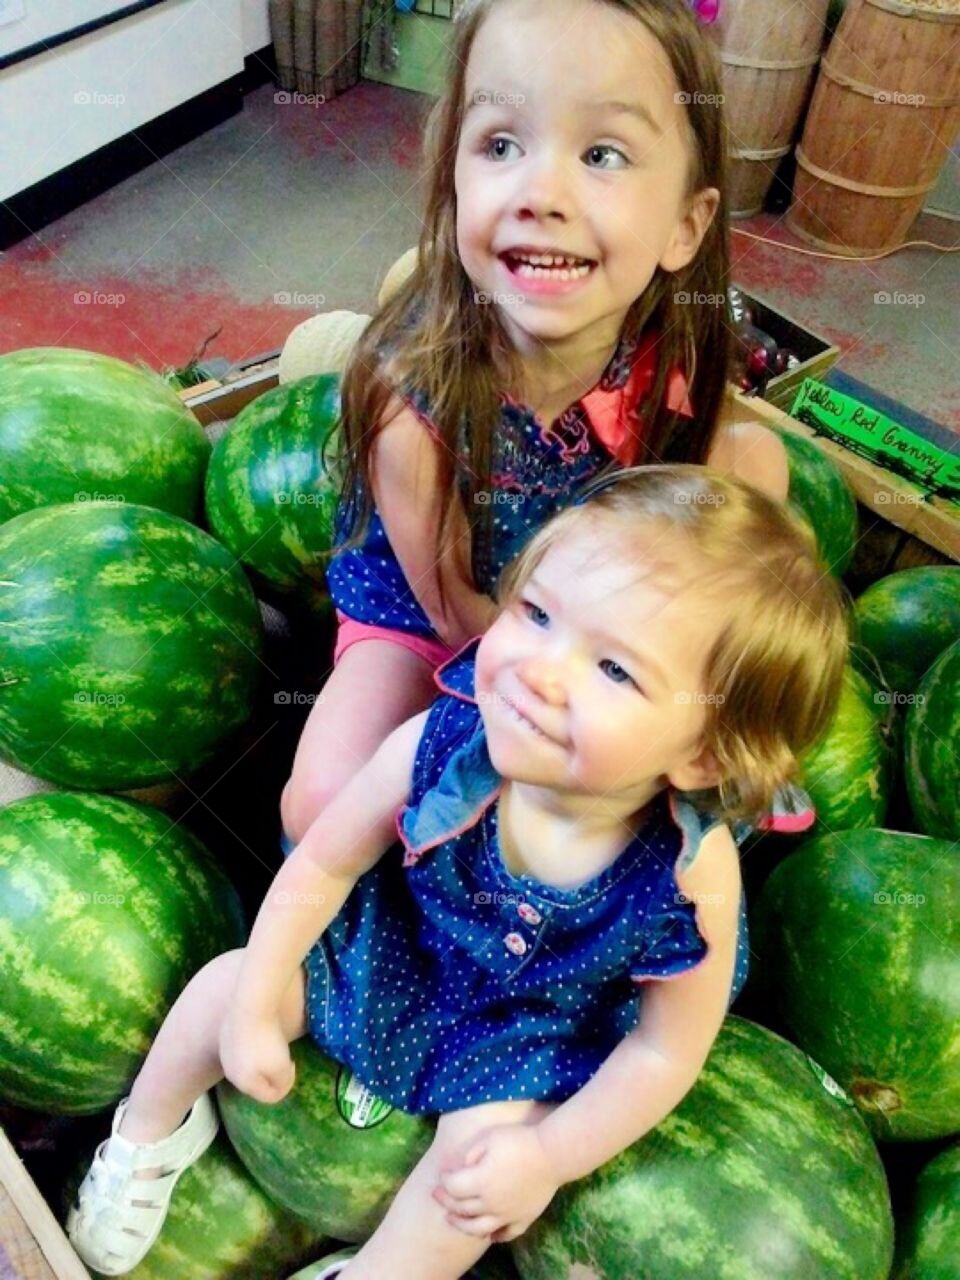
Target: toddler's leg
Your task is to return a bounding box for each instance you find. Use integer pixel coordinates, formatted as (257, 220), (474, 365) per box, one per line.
(339, 1100), (550, 1280)
(68, 951), (308, 1275)
(119, 948), (307, 1142)
(281, 639), (441, 845)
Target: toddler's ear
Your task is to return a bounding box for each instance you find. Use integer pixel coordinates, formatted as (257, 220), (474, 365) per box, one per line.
(660, 186), (720, 273)
(667, 739), (725, 793)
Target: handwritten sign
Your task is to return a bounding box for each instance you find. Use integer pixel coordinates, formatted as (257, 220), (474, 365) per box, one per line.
(790, 378), (960, 509)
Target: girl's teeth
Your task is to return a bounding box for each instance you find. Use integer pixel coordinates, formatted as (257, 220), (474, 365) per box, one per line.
(514, 261), (593, 281)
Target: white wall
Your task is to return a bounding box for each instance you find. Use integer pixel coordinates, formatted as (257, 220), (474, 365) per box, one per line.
(242, 0), (270, 55)
(0, 0), (247, 201)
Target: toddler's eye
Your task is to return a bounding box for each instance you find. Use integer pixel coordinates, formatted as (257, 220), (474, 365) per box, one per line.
(484, 135), (520, 162)
(521, 600), (549, 627)
(585, 145), (629, 170)
(599, 658), (639, 689)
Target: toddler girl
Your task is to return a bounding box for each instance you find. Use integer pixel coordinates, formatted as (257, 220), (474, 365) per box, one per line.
(69, 465), (848, 1279)
(281, 0), (795, 849)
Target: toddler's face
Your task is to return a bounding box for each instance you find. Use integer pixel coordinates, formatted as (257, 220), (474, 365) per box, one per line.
(474, 516), (724, 805)
(454, 0), (703, 352)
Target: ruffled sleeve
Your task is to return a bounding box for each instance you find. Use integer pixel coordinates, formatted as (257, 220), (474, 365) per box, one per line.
(629, 864), (710, 984)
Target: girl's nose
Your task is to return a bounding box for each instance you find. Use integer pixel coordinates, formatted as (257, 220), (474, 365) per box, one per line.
(516, 150), (572, 222)
(518, 653), (567, 704)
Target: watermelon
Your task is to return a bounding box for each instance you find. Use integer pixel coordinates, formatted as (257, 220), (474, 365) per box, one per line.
(218, 1040), (434, 1242)
(0, 792), (245, 1114)
(204, 375), (341, 606)
(753, 828), (960, 1140)
(905, 638), (960, 840)
(68, 1134), (321, 1279)
(854, 567), (960, 697)
(0, 348), (209, 525)
(893, 1141), (960, 1279)
(511, 1017), (893, 1280)
(0, 502), (264, 789)
(287, 1247), (520, 1279)
(778, 428), (859, 575)
(798, 664), (891, 830)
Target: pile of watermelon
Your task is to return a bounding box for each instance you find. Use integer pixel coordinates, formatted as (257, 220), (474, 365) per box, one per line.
(0, 344), (958, 1280)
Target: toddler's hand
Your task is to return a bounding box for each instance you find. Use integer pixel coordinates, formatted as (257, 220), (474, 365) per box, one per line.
(219, 1011), (295, 1104)
(433, 1123), (559, 1243)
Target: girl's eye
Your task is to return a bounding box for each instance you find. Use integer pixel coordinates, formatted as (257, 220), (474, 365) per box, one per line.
(585, 145), (629, 170)
(483, 135), (520, 161)
(521, 600), (549, 627)
(599, 658), (640, 690)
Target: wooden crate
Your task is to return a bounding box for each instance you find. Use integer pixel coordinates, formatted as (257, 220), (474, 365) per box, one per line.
(737, 288), (842, 412)
(0, 1127), (90, 1280)
(178, 357), (959, 577)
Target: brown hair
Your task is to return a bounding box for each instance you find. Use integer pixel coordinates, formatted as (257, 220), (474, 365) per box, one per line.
(496, 464), (851, 826)
(330, 0), (732, 614)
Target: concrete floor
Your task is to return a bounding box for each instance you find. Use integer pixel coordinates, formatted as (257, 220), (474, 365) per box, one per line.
(1, 80), (958, 429)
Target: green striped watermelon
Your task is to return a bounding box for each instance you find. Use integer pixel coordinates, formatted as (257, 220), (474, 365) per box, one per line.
(798, 664), (891, 830)
(778, 428), (859, 575)
(753, 828), (960, 1140)
(0, 502), (264, 788)
(218, 1041), (434, 1242)
(854, 567), (960, 697)
(511, 1017), (893, 1279)
(0, 792), (245, 1114)
(69, 1134), (322, 1279)
(287, 1248), (519, 1279)
(0, 348), (209, 525)
(204, 376), (341, 606)
(905, 639), (960, 840)
(893, 1141), (960, 1280)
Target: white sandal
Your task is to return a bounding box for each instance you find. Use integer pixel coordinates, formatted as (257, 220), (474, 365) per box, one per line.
(66, 1092), (219, 1276)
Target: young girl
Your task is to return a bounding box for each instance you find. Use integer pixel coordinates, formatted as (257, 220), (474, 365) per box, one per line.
(279, 0), (795, 850)
(68, 465), (849, 1280)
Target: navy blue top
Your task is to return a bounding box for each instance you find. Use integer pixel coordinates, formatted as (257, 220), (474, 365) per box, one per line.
(298, 640), (749, 1115)
(325, 314), (694, 635)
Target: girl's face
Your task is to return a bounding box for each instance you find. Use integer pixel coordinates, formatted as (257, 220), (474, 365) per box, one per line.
(454, 0), (718, 351)
(474, 516), (725, 807)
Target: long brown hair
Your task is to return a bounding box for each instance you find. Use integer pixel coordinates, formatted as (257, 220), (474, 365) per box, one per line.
(333, 0), (732, 616)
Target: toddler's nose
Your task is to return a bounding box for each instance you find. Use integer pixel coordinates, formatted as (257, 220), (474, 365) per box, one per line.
(518, 654), (567, 704)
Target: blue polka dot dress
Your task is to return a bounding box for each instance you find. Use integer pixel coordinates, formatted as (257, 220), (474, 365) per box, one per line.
(294, 640), (750, 1115)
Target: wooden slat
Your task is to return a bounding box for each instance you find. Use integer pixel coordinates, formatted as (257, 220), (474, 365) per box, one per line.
(177, 365), (280, 425)
(0, 1129), (89, 1280)
(728, 389), (960, 562)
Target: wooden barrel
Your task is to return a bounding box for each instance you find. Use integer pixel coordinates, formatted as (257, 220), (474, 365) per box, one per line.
(789, 0), (960, 254)
(710, 0), (831, 217)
